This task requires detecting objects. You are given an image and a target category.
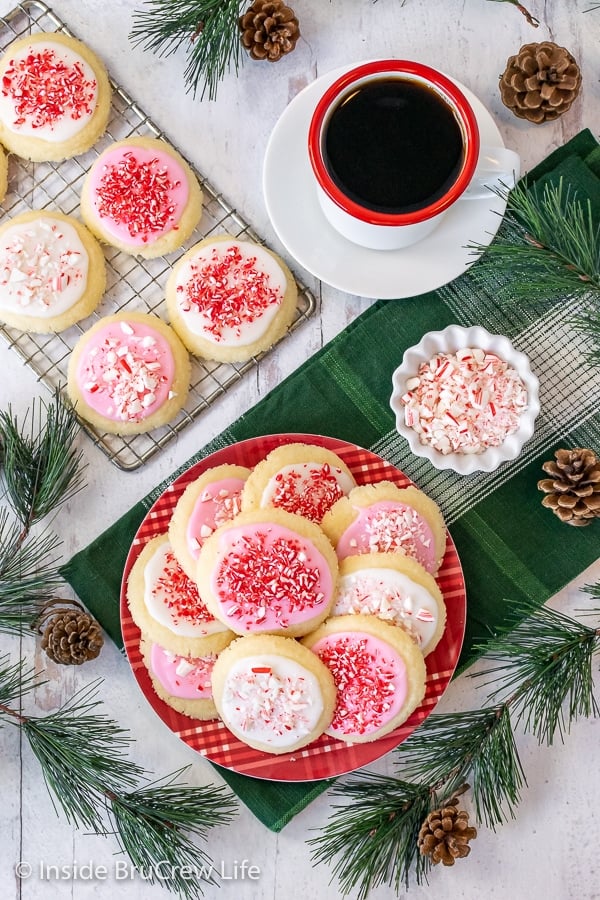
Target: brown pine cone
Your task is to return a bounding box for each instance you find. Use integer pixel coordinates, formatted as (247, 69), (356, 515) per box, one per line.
(499, 42), (581, 124)
(538, 448), (600, 527)
(418, 798), (477, 866)
(239, 0), (300, 62)
(38, 599), (104, 665)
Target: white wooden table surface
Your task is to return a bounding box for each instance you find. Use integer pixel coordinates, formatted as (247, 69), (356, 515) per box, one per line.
(1, 1), (599, 899)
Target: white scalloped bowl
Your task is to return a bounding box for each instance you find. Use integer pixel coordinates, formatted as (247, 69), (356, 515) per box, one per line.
(389, 324), (540, 475)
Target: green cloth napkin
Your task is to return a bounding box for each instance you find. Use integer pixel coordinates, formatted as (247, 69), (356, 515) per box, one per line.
(61, 128), (600, 832)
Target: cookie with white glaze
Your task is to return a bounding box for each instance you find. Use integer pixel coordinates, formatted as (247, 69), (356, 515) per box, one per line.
(211, 633), (337, 754)
(127, 534), (235, 658)
(81, 136), (203, 259)
(196, 507), (338, 638)
(165, 235), (297, 362)
(168, 464), (251, 580)
(140, 636), (228, 721)
(67, 311), (191, 435)
(0, 32), (111, 162)
(0, 210), (105, 333)
(321, 481), (447, 575)
(332, 552), (447, 656)
(302, 614), (427, 744)
(240, 442), (356, 524)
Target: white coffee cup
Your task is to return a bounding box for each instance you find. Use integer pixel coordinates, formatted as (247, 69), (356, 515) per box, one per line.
(308, 59), (520, 251)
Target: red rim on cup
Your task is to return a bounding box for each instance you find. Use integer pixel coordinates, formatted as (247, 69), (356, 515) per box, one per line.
(307, 59), (481, 227)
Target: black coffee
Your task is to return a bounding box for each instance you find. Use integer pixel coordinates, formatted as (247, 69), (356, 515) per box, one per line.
(323, 77), (465, 215)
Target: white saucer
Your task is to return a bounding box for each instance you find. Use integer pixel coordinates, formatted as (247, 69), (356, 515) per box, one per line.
(263, 66), (510, 299)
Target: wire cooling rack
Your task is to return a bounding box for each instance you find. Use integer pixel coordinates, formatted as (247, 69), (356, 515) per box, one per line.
(0, 1), (316, 471)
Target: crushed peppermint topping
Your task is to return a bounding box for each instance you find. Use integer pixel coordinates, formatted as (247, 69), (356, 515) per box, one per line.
(79, 321), (173, 422)
(161, 648), (216, 689)
(152, 549), (215, 625)
(176, 243), (282, 340)
(334, 574), (436, 645)
(316, 635), (401, 735)
(269, 463), (346, 522)
(215, 528), (326, 628)
(94, 151), (181, 240)
(224, 667), (314, 736)
(358, 502), (432, 557)
(2, 47), (97, 129)
(0, 220), (84, 309)
(400, 347), (528, 455)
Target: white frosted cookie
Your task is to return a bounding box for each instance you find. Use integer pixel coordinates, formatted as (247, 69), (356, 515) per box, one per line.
(127, 534), (235, 658)
(240, 442), (356, 524)
(140, 636), (229, 721)
(165, 235), (298, 362)
(80, 136), (203, 258)
(168, 464), (251, 580)
(0, 32), (111, 162)
(302, 614), (427, 744)
(0, 210), (106, 333)
(67, 311), (191, 435)
(332, 552), (447, 656)
(211, 633), (337, 754)
(0, 145), (7, 202)
(196, 507), (338, 638)
(321, 481), (447, 575)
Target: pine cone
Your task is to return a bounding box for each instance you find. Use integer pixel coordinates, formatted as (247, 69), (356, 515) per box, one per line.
(38, 599), (104, 665)
(538, 448), (600, 527)
(499, 42), (581, 124)
(418, 798), (477, 866)
(239, 0), (300, 62)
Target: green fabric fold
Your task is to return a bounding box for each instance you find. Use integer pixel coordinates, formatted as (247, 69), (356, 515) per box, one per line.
(61, 128), (600, 832)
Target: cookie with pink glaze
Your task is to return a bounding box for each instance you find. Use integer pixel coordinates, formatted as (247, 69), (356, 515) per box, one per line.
(0, 32), (111, 162)
(80, 136), (203, 259)
(67, 311), (191, 435)
(210, 633), (337, 754)
(165, 235), (297, 363)
(196, 508), (338, 638)
(140, 636), (231, 721)
(332, 552), (446, 656)
(321, 481), (446, 575)
(240, 442), (356, 524)
(0, 210), (106, 333)
(127, 534), (235, 658)
(168, 464), (251, 580)
(302, 614), (426, 744)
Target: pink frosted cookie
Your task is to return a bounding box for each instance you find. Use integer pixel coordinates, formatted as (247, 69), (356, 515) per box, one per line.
(0, 32), (111, 162)
(196, 508), (338, 637)
(0, 210), (106, 333)
(302, 614), (426, 744)
(67, 311), (191, 435)
(210, 633), (337, 754)
(127, 534), (235, 657)
(332, 552), (446, 656)
(81, 136), (203, 259)
(140, 636), (232, 720)
(321, 481), (447, 575)
(165, 235), (298, 363)
(168, 464), (251, 580)
(241, 442), (356, 524)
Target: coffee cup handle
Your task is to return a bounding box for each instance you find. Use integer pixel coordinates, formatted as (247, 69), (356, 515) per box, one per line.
(463, 146), (521, 199)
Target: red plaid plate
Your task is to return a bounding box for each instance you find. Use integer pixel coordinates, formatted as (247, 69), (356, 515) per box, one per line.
(120, 433), (466, 781)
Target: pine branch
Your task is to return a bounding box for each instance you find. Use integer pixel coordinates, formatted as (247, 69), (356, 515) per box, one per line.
(471, 597), (600, 745)
(485, 0), (539, 26)
(0, 668), (238, 897)
(308, 774), (433, 898)
(0, 390), (85, 530)
(130, 0), (244, 100)
(469, 178), (600, 304)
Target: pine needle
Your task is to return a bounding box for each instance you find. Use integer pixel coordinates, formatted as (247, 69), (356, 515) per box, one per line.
(0, 654), (41, 708)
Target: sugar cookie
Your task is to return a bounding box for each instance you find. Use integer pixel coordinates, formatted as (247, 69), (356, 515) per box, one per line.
(140, 636), (227, 721)
(0, 210), (105, 333)
(0, 32), (110, 161)
(302, 614), (427, 744)
(211, 633), (337, 754)
(165, 235), (297, 362)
